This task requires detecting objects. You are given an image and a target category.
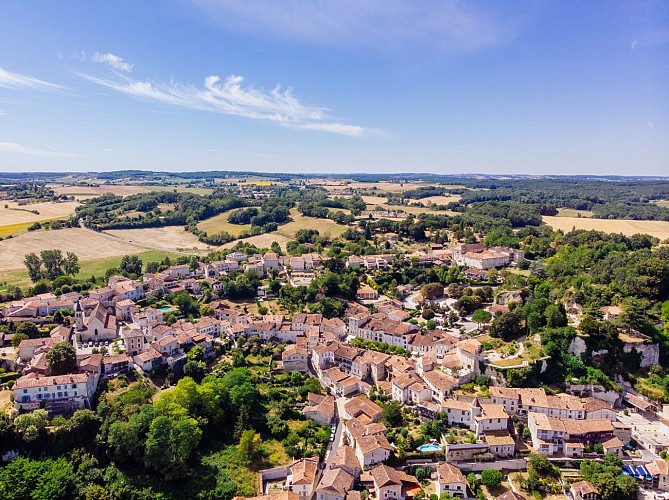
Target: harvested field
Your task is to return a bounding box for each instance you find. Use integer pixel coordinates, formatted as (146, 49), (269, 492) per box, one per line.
(0, 228), (142, 275)
(0, 201), (80, 237)
(51, 184), (150, 198)
(277, 210), (348, 239)
(556, 208), (593, 218)
(410, 195), (461, 205)
(143, 185), (214, 195)
(364, 203), (453, 216)
(221, 233), (290, 251)
(361, 195), (389, 205)
(653, 200), (669, 208)
(543, 216), (669, 240)
(104, 226), (215, 253)
(197, 210), (252, 237)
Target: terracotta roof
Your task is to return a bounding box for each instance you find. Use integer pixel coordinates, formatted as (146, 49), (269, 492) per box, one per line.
(290, 457), (319, 485)
(330, 445), (361, 472)
(571, 481), (599, 496)
(14, 372), (89, 389)
(436, 463), (467, 485)
(344, 395), (383, 420)
(356, 435), (393, 455)
(316, 468), (354, 496)
(370, 464), (419, 488)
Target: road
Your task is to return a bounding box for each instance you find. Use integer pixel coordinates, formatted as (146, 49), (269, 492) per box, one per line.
(325, 396), (348, 468)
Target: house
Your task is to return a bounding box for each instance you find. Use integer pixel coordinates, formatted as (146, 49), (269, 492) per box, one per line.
(18, 337), (55, 362)
(282, 344), (309, 373)
(356, 286), (378, 301)
(133, 347), (164, 372)
(303, 393), (336, 426)
(647, 460), (669, 492)
(315, 468), (354, 500)
(370, 465), (420, 500)
(570, 481), (600, 500)
(528, 412), (614, 456)
(601, 436), (624, 457)
(122, 327), (146, 356)
(435, 463), (468, 499)
(391, 373), (432, 405)
(13, 372), (95, 413)
(330, 445), (361, 480)
(355, 434), (393, 469)
(288, 456), (320, 500)
(344, 396), (383, 423)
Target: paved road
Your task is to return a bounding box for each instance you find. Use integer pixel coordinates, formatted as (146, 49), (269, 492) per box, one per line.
(325, 397), (348, 468)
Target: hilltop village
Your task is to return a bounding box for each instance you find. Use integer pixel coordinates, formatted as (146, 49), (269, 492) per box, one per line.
(1, 174), (669, 499)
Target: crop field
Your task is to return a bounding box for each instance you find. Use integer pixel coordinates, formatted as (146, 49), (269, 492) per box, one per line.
(221, 233), (291, 251)
(0, 201), (80, 237)
(652, 200), (669, 207)
(197, 210), (252, 237)
(411, 195), (462, 205)
(142, 185), (214, 195)
(50, 184), (151, 198)
(364, 203), (452, 216)
(277, 210), (348, 239)
(104, 226), (215, 253)
(556, 208), (593, 218)
(543, 216), (669, 240)
(361, 195), (389, 205)
(1, 249), (178, 288)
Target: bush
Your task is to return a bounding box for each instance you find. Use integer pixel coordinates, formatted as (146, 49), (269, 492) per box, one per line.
(480, 469), (503, 488)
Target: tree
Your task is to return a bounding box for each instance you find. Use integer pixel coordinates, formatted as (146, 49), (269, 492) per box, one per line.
(14, 409), (48, 442)
(183, 360), (206, 383)
(187, 345), (205, 362)
(544, 304), (567, 328)
(237, 429), (262, 465)
(40, 249), (65, 279)
(47, 342), (78, 375)
(173, 292), (199, 317)
(489, 310), (524, 341)
(144, 415), (202, 479)
(63, 251), (80, 276)
(381, 401), (403, 427)
(119, 255), (143, 276)
(472, 309), (492, 330)
(11, 332), (28, 348)
(480, 469), (503, 488)
(24, 252), (42, 282)
(421, 283), (444, 300)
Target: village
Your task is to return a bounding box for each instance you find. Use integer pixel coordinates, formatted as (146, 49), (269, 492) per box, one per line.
(1, 239), (667, 500)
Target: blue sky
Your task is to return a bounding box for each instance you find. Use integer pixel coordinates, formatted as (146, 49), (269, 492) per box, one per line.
(0, 0), (667, 175)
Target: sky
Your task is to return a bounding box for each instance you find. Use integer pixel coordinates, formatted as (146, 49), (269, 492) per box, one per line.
(0, 0), (668, 176)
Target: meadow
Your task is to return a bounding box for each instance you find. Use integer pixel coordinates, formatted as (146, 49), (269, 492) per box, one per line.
(543, 216), (669, 240)
(0, 201), (80, 237)
(104, 226), (215, 254)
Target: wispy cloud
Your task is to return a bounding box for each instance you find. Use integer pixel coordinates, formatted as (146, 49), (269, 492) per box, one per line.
(189, 0), (534, 53)
(0, 66), (63, 90)
(0, 141), (79, 156)
(92, 52), (134, 72)
(78, 71), (367, 136)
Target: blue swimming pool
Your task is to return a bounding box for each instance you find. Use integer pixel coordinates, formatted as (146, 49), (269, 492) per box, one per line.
(417, 443), (441, 453)
(158, 307), (172, 312)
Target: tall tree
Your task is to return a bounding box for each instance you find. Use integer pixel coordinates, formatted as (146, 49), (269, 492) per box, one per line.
(40, 249), (64, 279)
(46, 343), (78, 375)
(119, 255), (143, 276)
(24, 252), (42, 283)
(63, 251), (80, 276)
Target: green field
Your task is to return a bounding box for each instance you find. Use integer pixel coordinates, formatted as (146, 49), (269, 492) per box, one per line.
(556, 208), (594, 218)
(1, 250), (179, 288)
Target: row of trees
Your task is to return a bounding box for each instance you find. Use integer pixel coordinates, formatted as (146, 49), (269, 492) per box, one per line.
(24, 250), (80, 282)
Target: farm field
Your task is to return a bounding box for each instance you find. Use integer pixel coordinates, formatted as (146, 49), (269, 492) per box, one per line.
(0, 228), (142, 274)
(105, 226), (215, 253)
(409, 194), (461, 205)
(364, 203), (453, 216)
(652, 200), (669, 207)
(141, 185), (214, 195)
(276, 210), (348, 239)
(50, 184), (150, 198)
(556, 208), (593, 218)
(361, 195), (389, 205)
(197, 210), (252, 237)
(221, 233), (291, 251)
(1, 250), (179, 288)
(543, 216), (669, 240)
(0, 201), (80, 237)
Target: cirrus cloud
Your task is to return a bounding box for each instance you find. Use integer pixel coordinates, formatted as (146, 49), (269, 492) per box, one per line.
(0, 66), (63, 90)
(92, 52), (134, 72)
(78, 70), (368, 136)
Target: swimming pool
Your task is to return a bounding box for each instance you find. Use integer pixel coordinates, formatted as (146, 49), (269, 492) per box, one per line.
(158, 307), (173, 312)
(417, 443), (441, 453)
